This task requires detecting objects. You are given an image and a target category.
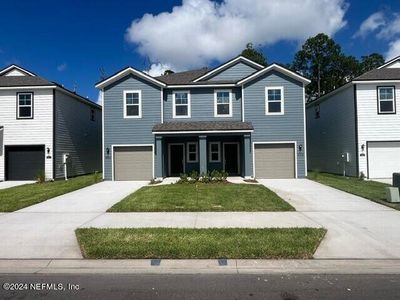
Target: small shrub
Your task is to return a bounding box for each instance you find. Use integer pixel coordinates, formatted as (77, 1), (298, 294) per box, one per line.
(36, 170), (46, 184)
(359, 171), (366, 181)
(177, 173), (189, 184)
(93, 171), (102, 183)
(189, 170), (200, 182)
(200, 171), (211, 183)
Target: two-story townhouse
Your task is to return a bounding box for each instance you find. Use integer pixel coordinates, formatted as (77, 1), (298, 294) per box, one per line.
(306, 56), (400, 179)
(0, 64), (102, 181)
(96, 56), (310, 181)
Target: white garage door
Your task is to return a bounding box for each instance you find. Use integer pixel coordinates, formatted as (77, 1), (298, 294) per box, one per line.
(254, 143), (295, 179)
(114, 146), (153, 180)
(368, 141), (400, 178)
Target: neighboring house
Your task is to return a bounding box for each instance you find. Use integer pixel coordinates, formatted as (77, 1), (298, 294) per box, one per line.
(96, 56), (310, 181)
(306, 56), (400, 179)
(0, 64), (102, 181)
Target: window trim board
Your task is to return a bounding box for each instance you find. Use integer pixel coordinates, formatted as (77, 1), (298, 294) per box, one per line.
(186, 142), (198, 163)
(172, 90), (191, 118)
(16, 92), (34, 119)
(123, 90), (142, 119)
(209, 141), (221, 163)
(377, 86), (396, 115)
(214, 89), (233, 117)
(265, 86), (285, 115)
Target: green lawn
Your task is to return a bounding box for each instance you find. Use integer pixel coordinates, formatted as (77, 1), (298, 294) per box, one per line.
(308, 171), (399, 210)
(107, 183), (295, 212)
(0, 173), (102, 212)
(76, 228), (326, 259)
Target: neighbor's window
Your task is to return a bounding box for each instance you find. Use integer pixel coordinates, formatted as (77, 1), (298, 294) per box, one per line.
(215, 90), (232, 117)
(173, 91), (190, 118)
(209, 142), (221, 162)
(90, 109), (95, 121)
(124, 90), (141, 118)
(315, 104), (320, 119)
(266, 87), (284, 115)
(17, 92), (33, 119)
(378, 86), (395, 114)
(187, 142), (198, 163)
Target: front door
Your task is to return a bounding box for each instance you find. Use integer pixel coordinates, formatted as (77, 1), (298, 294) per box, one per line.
(169, 144), (185, 176)
(224, 143), (239, 175)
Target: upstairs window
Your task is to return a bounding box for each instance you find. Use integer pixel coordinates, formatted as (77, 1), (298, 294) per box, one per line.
(17, 92), (33, 119)
(90, 109), (95, 121)
(378, 86), (396, 114)
(173, 91), (190, 118)
(209, 142), (221, 162)
(187, 142), (198, 163)
(124, 90), (142, 118)
(265, 87), (284, 115)
(315, 104), (320, 119)
(214, 90), (232, 117)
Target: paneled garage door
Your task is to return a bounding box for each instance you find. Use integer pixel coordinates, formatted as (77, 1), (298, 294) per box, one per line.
(254, 143), (295, 179)
(368, 141), (400, 178)
(113, 146), (153, 180)
(5, 145), (45, 180)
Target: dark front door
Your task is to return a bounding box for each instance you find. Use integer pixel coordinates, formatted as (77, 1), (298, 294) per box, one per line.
(169, 144), (184, 176)
(224, 143), (239, 175)
(5, 145), (45, 180)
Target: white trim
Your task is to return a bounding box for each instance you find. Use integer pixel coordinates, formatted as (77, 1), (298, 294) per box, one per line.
(153, 129), (254, 135)
(123, 90), (142, 118)
(241, 86), (245, 121)
(101, 89), (105, 179)
(186, 142), (198, 163)
(214, 89), (233, 117)
(160, 88), (164, 123)
(167, 84), (236, 88)
(168, 143), (185, 176)
(0, 64), (36, 76)
(111, 144), (154, 181)
(0, 85), (56, 90)
(193, 56), (264, 82)
(172, 90), (191, 118)
(353, 80), (400, 84)
(237, 64), (311, 85)
(252, 141), (298, 179)
(377, 86), (395, 114)
(265, 86), (284, 115)
(209, 142), (221, 163)
(377, 55), (400, 69)
(302, 85), (308, 177)
(17, 92), (33, 119)
(223, 142), (240, 174)
(95, 67), (166, 89)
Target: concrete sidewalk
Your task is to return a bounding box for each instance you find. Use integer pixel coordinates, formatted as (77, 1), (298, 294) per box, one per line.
(1, 259), (400, 274)
(0, 181), (35, 190)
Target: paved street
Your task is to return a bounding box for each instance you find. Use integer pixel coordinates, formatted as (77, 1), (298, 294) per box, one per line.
(1, 273), (399, 300)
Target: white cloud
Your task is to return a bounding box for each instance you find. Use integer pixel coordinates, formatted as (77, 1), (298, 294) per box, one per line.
(126, 0), (348, 71)
(353, 12), (385, 38)
(57, 63), (67, 72)
(386, 39), (400, 60)
(97, 90), (103, 105)
(143, 63), (172, 77)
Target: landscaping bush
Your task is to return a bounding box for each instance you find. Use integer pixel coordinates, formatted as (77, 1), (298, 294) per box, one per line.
(189, 170), (200, 182)
(93, 171), (102, 183)
(36, 170), (46, 184)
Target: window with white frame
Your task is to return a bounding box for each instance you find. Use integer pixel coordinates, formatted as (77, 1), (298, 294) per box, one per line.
(173, 91), (190, 118)
(124, 90), (141, 118)
(265, 87), (284, 115)
(17, 92), (33, 119)
(187, 142), (198, 163)
(214, 90), (232, 117)
(209, 142), (221, 162)
(377, 86), (396, 114)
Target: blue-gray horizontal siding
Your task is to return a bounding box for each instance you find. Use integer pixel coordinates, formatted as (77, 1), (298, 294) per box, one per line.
(306, 86), (357, 176)
(209, 62), (258, 81)
(244, 71), (306, 177)
(163, 87), (242, 121)
(103, 74), (161, 180)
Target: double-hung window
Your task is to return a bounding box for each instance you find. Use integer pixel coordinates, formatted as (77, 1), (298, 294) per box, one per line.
(265, 87), (284, 115)
(209, 142), (221, 162)
(173, 91), (190, 118)
(17, 92), (33, 119)
(124, 90), (142, 118)
(187, 142), (198, 163)
(214, 90), (232, 117)
(377, 86), (396, 114)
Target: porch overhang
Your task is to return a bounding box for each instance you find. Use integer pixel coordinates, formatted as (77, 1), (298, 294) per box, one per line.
(152, 121), (254, 135)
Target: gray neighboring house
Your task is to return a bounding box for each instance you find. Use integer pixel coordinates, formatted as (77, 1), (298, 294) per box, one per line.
(0, 64), (102, 181)
(96, 56), (310, 181)
(306, 56), (400, 179)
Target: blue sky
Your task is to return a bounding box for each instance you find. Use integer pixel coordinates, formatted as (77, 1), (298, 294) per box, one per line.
(1, 0), (400, 102)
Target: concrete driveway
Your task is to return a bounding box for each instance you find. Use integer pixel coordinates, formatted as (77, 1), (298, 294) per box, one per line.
(0, 181), (147, 259)
(0, 181), (35, 190)
(260, 179), (400, 259)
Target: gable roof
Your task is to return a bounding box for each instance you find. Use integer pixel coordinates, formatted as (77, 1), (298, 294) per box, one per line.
(237, 63), (311, 85)
(354, 68), (400, 81)
(377, 55), (400, 69)
(0, 75), (53, 87)
(0, 64), (37, 77)
(95, 66), (167, 89)
(156, 68), (209, 84)
(192, 55), (264, 82)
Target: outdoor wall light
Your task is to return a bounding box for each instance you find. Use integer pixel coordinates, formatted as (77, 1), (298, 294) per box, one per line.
(361, 144), (365, 152)
(46, 147), (50, 155)
(298, 144), (303, 152)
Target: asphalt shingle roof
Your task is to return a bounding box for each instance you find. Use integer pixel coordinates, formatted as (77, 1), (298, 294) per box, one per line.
(355, 68), (400, 81)
(153, 121), (254, 132)
(155, 68), (209, 84)
(0, 76), (53, 87)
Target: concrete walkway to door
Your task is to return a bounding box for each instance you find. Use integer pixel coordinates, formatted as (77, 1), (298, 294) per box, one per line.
(259, 179), (400, 259)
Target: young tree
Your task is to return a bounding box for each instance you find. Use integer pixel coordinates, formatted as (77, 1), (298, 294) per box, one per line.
(241, 43), (267, 66)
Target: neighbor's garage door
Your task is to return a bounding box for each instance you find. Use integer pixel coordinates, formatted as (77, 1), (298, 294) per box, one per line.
(114, 146), (152, 180)
(368, 141), (400, 178)
(254, 143), (295, 179)
(5, 145), (45, 180)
